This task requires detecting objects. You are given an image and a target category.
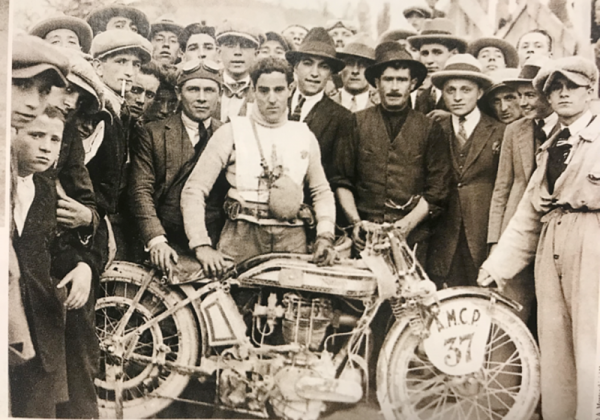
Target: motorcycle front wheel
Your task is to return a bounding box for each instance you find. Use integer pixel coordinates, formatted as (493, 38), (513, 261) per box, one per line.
(95, 262), (199, 419)
(376, 293), (540, 420)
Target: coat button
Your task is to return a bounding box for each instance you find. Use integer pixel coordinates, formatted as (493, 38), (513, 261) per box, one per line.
(554, 255), (559, 260)
(457, 183), (462, 188)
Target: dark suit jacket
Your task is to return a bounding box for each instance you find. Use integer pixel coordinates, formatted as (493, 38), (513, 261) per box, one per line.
(129, 113), (224, 246)
(293, 93), (354, 181)
(427, 112), (505, 278)
(414, 85), (449, 115)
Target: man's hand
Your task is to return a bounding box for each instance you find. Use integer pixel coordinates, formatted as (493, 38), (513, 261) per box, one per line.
(313, 234), (338, 266)
(57, 262), (92, 310)
(57, 192), (93, 229)
(194, 245), (233, 278)
(351, 221), (366, 252)
(426, 109), (451, 123)
(476, 268), (505, 292)
(393, 218), (415, 238)
(488, 243), (498, 257)
(150, 242), (179, 280)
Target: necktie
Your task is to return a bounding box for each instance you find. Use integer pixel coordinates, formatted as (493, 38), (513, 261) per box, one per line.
(456, 116), (468, 147)
(546, 128), (571, 194)
(533, 119), (547, 149)
(195, 122), (209, 155)
(349, 95), (357, 113)
(289, 95), (305, 121)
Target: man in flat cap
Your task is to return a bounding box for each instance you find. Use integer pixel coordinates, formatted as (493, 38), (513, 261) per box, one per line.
(332, 42), (450, 265)
(86, 4), (150, 38)
(130, 60), (224, 276)
(150, 18), (184, 66)
(330, 34), (377, 112)
(257, 31), (292, 60)
(30, 15), (93, 53)
(425, 54), (504, 289)
(480, 68), (522, 125)
(281, 24), (308, 49)
(286, 27), (354, 181)
(486, 59), (558, 325)
(467, 36), (519, 74)
(402, 3), (432, 33)
(215, 19), (263, 122)
(408, 18), (468, 115)
(325, 19), (358, 50)
(88, 29), (152, 262)
(479, 56), (600, 420)
(179, 23), (218, 64)
(181, 57), (337, 277)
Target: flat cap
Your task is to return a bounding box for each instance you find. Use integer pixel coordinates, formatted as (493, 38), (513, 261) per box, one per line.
(533, 56), (598, 93)
(12, 34), (69, 87)
(378, 27), (417, 44)
(216, 19), (264, 47)
(61, 48), (105, 113)
(91, 29), (152, 64)
(324, 19), (358, 34)
(177, 59), (222, 87)
(403, 5), (433, 18)
(86, 5), (150, 38)
(150, 18), (184, 39)
(29, 15), (93, 53)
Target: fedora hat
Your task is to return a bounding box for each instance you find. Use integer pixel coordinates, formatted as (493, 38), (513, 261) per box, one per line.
(504, 57), (554, 87)
(407, 18), (467, 53)
(337, 34), (376, 62)
(364, 41), (427, 88)
(150, 18), (184, 39)
(30, 15), (93, 53)
(483, 68), (521, 96)
(286, 27), (345, 74)
(378, 27), (417, 44)
(431, 53), (493, 90)
(324, 19), (358, 34)
(467, 37), (519, 68)
(86, 5), (150, 38)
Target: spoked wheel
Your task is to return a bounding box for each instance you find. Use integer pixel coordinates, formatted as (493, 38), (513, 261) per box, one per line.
(95, 262), (199, 418)
(376, 295), (540, 420)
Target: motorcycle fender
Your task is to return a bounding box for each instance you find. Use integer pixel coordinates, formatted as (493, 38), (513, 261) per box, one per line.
(199, 288), (248, 347)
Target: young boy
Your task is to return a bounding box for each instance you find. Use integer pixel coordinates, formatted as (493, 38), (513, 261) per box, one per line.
(11, 107), (95, 418)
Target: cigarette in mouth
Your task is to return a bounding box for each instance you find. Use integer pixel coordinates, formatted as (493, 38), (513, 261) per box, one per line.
(121, 80), (126, 98)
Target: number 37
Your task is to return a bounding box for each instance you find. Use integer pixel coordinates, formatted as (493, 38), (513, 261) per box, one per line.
(443, 333), (474, 367)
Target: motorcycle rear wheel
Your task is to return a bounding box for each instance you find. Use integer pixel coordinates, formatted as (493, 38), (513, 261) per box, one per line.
(376, 294), (540, 420)
(95, 262), (199, 419)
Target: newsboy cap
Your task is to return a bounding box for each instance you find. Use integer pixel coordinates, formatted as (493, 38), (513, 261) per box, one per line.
(408, 18), (468, 53)
(403, 4), (433, 19)
(150, 18), (184, 39)
(91, 30), (152, 64)
(216, 19), (264, 47)
(177, 59), (222, 87)
(86, 5), (150, 38)
(29, 15), (93, 53)
(61, 48), (105, 113)
(533, 56), (598, 93)
(12, 35), (69, 87)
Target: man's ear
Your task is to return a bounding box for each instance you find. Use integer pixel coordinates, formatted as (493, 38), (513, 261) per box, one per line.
(450, 48), (459, 56)
(92, 59), (103, 78)
(410, 78), (418, 91)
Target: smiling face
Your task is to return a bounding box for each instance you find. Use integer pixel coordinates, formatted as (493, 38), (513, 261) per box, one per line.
(177, 78), (220, 122)
(419, 43), (456, 74)
(254, 71), (290, 123)
(125, 72), (160, 119)
(218, 36), (257, 80)
(376, 66), (416, 111)
(11, 73), (55, 129)
(44, 28), (81, 51)
(546, 75), (592, 125)
(477, 46), (506, 73)
(294, 55), (332, 96)
(151, 30), (181, 65)
(94, 52), (142, 94)
(184, 33), (218, 62)
(442, 78), (483, 117)
(13, 112), (64, 176)
(106, 16), (138, 33)
(515, 83), (552, 119)
(490, 86), (522, 124)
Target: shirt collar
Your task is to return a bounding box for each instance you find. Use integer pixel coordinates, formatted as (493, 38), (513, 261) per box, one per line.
(295, 89), (324, 107)
(223, 72), (250, 88)
(181, 112), (210, 131)
(561, 110), (595, 142)
(18, 174), (34, 183)
(341, 89), (370, 107)
(452, 106), (480, 126)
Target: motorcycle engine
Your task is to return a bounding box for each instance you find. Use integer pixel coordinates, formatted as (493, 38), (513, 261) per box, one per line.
(281, 293), (333, 351)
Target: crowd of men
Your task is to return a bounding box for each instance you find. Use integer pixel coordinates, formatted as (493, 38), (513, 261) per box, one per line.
(7, 1), (600, 419)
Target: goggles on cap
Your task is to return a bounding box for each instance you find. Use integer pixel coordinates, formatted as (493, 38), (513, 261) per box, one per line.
(180, 59), (221, 74)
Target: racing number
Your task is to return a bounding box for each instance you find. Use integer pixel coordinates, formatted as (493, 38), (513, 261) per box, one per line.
(443, 333), (474, 367)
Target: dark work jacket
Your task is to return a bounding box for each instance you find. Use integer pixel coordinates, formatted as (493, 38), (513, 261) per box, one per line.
(332, 105), (451, 242)
(414, 85), (449, 115)
(129, 113), (226, 248)
(427, 112), (505, 279)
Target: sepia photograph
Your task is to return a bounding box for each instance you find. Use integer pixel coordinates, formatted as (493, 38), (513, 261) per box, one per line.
(5, 0), (600, 419)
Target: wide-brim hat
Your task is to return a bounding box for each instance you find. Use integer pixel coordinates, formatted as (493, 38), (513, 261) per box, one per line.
(378, 27), (417, 44)
(337, 34), (376, 62)
(431, 53), (493, 90)
(482, 68), (521, 96)
(150, 18), (184, 39)
(12, 35), (69, 87)
(91, 30), (153, 64)
(286, 27), (345, 74)
(30, 15), (93, 53)
(408, 18), (468, 53)
(364, 41), (427, 89)
(86, 5), (150, 38)
(533, 56), (598, 93)
(467, 37), (519, 68)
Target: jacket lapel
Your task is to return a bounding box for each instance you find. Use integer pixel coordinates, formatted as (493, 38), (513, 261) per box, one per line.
(463, 113), (496, 173)
(517, 119), (535, 178)
(164, 114), (190, 185)
(442, 117), (462, 175)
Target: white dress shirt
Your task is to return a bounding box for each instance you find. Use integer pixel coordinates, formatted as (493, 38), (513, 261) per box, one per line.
(452, 107), (481, 139)
(557, 110), (594, 165)
(340, 89), (370, 112)
(291, 89), (324, 122)
(14, 175), (35, 236)
(220, 72), (251, 122)
(538, 112), (559, 138)
(181, 112), (211, 147)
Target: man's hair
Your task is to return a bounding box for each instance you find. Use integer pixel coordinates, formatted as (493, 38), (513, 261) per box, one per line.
(373, 61), (413, 83)
(517, 29), (553, 52)
(250, 57), (294, 86)
(139, 60), (164, 83)
(178, 23), (216, 50)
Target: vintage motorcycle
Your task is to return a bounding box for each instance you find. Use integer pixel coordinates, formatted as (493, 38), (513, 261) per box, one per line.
(95, 225), (540, 420)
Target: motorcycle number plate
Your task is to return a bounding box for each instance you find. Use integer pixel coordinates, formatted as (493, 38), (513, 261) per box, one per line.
(422, 299), (492, 376)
